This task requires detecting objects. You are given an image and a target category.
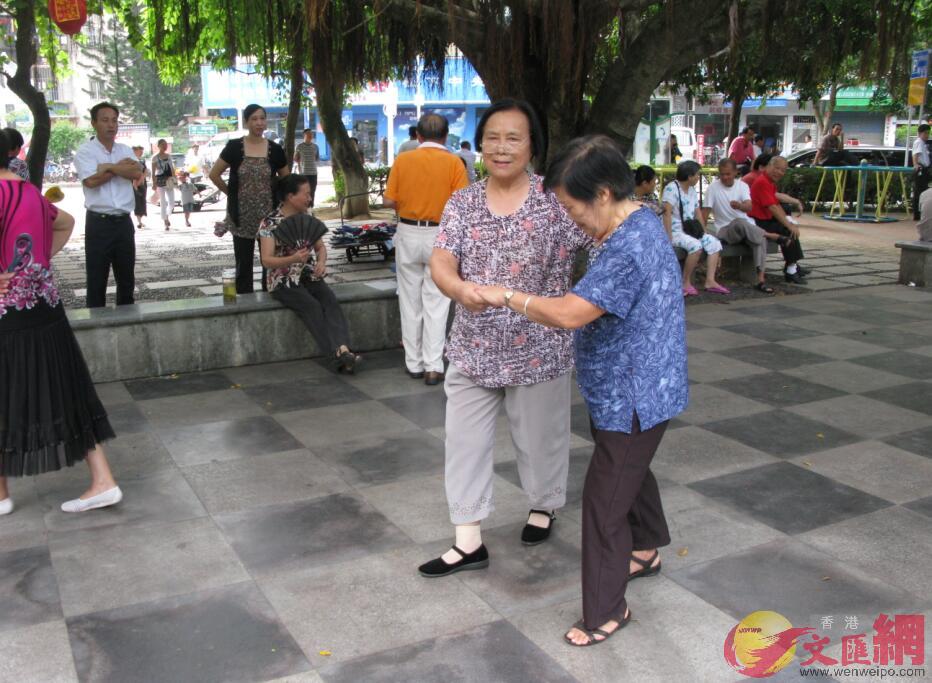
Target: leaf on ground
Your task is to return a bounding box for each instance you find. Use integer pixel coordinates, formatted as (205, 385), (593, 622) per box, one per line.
(319, 650), (332, 657)
(169, 374), (178, 379)
(821, 576), (831, 582)
(230, 383), (242, 389)
(801, 461), (812, 468)
(816, 433), (824, 439)
(677, 547), (689, 557)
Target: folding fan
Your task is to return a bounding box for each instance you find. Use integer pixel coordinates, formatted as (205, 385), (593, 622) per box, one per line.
(274, 214), (328, 249)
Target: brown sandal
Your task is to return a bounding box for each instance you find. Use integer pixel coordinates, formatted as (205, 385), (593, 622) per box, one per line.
(629, 550), (661, 581)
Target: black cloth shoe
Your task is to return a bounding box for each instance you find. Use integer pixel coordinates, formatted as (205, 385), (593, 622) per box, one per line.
(406, 370), (425, 379)
(418, 544), (489, 578)
(521, 509), (556, 546)
(784, 271), (807, 284)
(797, 266), (812, 276)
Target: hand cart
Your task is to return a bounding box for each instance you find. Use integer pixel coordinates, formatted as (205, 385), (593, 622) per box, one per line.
(334, 192), (396, 262)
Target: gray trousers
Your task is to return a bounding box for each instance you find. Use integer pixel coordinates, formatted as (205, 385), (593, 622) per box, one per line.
(715, 217), (768, 272)
(443, 363), (571, 525)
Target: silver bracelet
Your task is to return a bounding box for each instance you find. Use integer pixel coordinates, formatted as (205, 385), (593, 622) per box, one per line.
(523, 296), (533, 316)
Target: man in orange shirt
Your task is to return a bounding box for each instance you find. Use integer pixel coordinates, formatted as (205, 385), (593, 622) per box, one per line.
(385, 113), (468, 385)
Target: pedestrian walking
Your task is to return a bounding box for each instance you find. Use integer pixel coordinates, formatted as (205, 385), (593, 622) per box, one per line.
(294, 128), (320, 207)
(131, 145), (147, 229)
(151, 139), (176, 231)
(179, 171), (196, 227)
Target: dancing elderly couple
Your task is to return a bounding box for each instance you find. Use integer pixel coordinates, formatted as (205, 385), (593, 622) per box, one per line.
(419, 100), (687, 648)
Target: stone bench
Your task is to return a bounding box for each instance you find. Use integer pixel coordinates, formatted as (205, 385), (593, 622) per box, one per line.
(68, 282), (401, 383)
(673, 236), (779, 284)
(895, 240), (932, 287)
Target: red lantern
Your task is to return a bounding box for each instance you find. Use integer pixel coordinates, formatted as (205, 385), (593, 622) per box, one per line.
(48, 0), (87, 35)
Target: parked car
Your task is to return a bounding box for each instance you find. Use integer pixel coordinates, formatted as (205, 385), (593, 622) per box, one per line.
(785, 146), (908, 168)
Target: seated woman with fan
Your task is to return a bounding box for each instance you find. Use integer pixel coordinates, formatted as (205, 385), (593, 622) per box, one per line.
(259, 175), (362, 374)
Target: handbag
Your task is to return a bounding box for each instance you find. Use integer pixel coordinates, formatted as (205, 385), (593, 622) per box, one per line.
(676, 182), (706, 240)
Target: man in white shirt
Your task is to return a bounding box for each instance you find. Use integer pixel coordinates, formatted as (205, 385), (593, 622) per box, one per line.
(912, 124), (930, 221)
(701, 157), (782, 293)
(74, 102), (143, 308)
(455, 140), (477, 183)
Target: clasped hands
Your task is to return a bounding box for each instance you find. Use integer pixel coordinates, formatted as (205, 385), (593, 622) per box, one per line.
(457, 282), (510, 313)
(97, 158), (140, 176)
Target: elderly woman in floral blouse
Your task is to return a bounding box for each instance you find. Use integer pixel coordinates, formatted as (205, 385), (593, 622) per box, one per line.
(418, 99), (591, 578)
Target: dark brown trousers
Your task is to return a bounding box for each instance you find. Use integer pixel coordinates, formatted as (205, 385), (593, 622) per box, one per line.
(582, 414), (670, 628)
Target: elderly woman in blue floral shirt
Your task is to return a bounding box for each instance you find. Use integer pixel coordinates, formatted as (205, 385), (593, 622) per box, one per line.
(478, 135), (688, 648)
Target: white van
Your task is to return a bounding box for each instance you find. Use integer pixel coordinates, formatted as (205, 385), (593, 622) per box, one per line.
(633, 124), (696, 166)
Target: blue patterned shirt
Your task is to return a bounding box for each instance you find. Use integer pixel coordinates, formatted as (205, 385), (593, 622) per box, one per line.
(572, 206), (688, 433)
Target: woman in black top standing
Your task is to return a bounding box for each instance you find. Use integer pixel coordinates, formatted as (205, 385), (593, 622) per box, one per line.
(209, 104), (289, 293)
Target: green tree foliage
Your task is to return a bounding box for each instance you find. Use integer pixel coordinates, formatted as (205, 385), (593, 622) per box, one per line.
(47, 122), (90, 162)
(77, 16), (200, 130)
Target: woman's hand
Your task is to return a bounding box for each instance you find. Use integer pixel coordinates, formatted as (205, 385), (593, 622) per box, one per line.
(291, 248), (311, 265)
(456, 281), (489, 313)
(313, 259), (327, 278)
(476, 285), (507, 307)
(0, 272), (13, 296)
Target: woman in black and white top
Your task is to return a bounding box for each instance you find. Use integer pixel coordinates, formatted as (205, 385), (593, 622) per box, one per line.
(151, 139), (176, 231)
(209, 104), (289, 294)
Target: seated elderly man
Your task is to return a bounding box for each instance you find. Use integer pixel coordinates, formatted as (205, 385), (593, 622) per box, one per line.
(702, 158), (781, 293)
(918, 186), (932, 242)
(749, 156), (808, 284)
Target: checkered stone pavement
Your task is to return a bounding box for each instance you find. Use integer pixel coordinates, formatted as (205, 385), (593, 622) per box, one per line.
(2, 284), (931, 682)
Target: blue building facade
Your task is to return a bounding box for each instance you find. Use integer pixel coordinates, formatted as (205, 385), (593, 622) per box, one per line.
(200, 57), (492, 164)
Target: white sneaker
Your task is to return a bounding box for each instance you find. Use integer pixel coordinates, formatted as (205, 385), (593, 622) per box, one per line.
(0, 497), (13, 515)
(60, 486), (123, 513)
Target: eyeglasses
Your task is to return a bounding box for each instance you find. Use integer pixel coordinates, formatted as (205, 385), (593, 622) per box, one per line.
(481, 135), (529, 152)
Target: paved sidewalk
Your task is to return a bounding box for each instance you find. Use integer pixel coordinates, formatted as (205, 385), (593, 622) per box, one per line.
(2, 283), (931, 682)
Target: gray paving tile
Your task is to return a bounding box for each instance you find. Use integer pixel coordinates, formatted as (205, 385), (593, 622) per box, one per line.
(221, 359), (334, 386)
(785, 395), (932, 439)
(93, 382), (132, 406)
(0, 545), (62, 632)
(0, 480), (48, 552)
(839, 327), (930, 351)
(379, 392), (447, 429)
(668, 537), (919, 625)
(1, 620), (79, 683)
(102, 402), (151, 435)
(686, 351), (770, 384)
(317, 620), (576, 683)
(782, 361), (911, 394)
(687, 461), (891, 535)
(725, 343), (833, 371)
(67, 583), (311, 683)
(242, 377), (368, 414)
(275, 400), (420, 449)
(357, 473), (535, 543)
(831, 274), (899, 286)
(863, 381), (932, 416)
(685, 327), (763, 351)
(791, 441), (932, 504)
(448, 520), (582, 618)
(733, 303), (815, 320)
(137, 388), (265, 427)
(839, 307), (925, 327)
(214, 492), (410, 577)
(782, 313), (875, 334)
(49, 517), (249, 617)
(710, 371), (845, 408)
(181, 449), (350, 514)
(259, 546), (499, 664)
(882, 425), (932, 460)
(849, 351), (932, 380)
(904, 495), (932, 520)
(650, 426), (778, 484)
(318, 430), (444, 486)
(158, 415), (306, 467)
(811, 264), (877, 276)
(338, 366), (441, 399)
(702, 410), (860, 457)
(719, 322), (822, 343)
(510, 582), (738, 682)
(800, 507), (932, 598)
(124, 371), (234, 400)
(677, 384), (772, 424)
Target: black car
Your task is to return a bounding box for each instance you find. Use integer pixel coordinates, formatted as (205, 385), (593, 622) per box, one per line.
(785, 146), (909, 168)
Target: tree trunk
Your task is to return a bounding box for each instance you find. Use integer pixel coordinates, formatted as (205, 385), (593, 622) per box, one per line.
(726, 91), (745, 147)
(309, 30), (368, 218)
(811, 82), (839, 139)
(283, 27), (306, 167)
(7, 0), (50, 189)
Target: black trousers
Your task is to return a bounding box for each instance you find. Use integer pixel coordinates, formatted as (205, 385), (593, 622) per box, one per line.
(820, 150), (858, 167)
(914, 167), (930, 221)
(582, 414), (670, 629)
(271, 280), (350, 357)
(754, 217), (804, 265)
(85, 211), (135, 308)
(232, 236), (267, 294)
(303, 174), (318, 207)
